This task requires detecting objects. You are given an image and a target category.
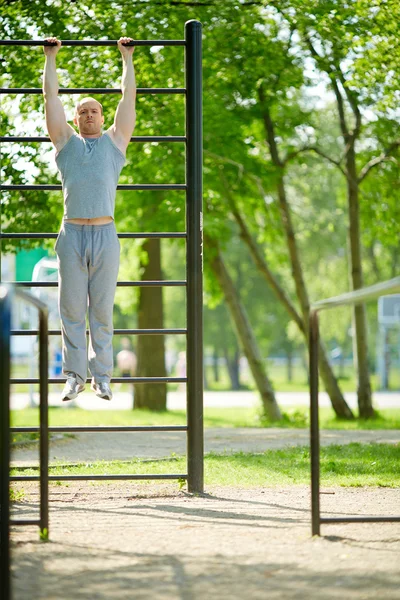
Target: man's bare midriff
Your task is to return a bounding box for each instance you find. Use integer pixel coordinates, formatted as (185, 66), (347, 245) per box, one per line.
(65, 216), (113, 225)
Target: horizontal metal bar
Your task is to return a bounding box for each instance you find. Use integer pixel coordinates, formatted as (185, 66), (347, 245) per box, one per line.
(10, 376), (187, 384)
(0, 184), (186, 191)
(320, 516), (400, 524)
(7, 280), (186, 287)
(10, 474), (188, 481)
(11, 328), (187, 336)
(9, 519), (41, 526)
(0, 40), (186, 47)
(0, 136), (186, 143)
(0, 88), (185, 95)
(312, 276), (400, 312)
(0, 232), (186, 239)
(11, 426), (188, 433)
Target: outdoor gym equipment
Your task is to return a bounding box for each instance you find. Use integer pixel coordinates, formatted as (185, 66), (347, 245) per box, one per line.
(309, 276), (400, 536)
(0, 21), (203, 599)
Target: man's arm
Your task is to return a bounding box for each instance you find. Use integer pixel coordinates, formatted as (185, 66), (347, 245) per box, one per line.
(43, 38), (74, 152)
(107, 37), (136, 154)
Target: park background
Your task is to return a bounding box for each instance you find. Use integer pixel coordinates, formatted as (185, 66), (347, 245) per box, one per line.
(1, 0), (400, 424)
(3, 6), (400, 599)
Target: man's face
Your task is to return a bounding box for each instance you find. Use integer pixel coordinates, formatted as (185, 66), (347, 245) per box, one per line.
(74, 100), (104, 136)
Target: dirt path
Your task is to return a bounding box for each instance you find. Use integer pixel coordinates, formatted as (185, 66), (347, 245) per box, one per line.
(11, 428), (400, 466)
(10, 483), (400, 599)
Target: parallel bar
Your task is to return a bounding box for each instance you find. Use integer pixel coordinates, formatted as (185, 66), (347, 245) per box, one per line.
(309, 310), (320, 537)
(11, 474), (188, 481)
(0, 40), (186, 47)
(38, 308), (49, 537)
(11, 426), (188, 433)
(0, 232), (186, 239)
(185, 20), (204, 494)
(11, 376), (186, 384)
(13, 289), (50, 538)
(8, 280), (186, 287)
(312, 276), (400, 312)
(0, 88), (185, 95)
(0, 184), (186, 191)
(0, 136), (186, 143)
(320, 517), (400, 524)
(9, 520), (41, 527)
(11, 328), (187, 336)
(309, 276), (400, 536)
(0, 287), (11, 600)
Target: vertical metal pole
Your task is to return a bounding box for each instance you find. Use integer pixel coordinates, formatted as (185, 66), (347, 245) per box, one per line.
(185, 19), (204, 493)
(0, 286), (11, 600)
(38, 308), (49, 538)
(310, 310), (321, 536)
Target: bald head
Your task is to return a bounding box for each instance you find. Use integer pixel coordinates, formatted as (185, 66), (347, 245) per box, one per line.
(73, 97), (105, 137)
(75, 97), (103, 116)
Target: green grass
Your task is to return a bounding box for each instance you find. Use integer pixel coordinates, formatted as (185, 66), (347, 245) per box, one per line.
(11, 406), (400, 432)
(10, 443), (400, 488)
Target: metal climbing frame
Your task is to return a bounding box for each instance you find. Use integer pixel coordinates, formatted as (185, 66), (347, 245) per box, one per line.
(0, 21), (203, 502)
(309, 276), (400, 536)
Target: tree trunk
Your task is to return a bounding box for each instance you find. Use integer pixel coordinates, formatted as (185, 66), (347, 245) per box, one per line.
(206, 236), (282, 420)
(346, 148), (374, 417)
(223, 345), (241, 390)
(134, 238), (167, 410)
(286, 348), (293, 383)
(278, 173), (353, 419)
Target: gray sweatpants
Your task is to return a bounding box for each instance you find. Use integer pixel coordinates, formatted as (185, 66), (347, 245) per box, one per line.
(55, 221), (120, 385)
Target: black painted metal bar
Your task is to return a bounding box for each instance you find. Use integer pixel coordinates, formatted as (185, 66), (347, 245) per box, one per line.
(10, 328), (187, 336)
(0, 286), (11, 600)
(185, 20), (204, 494)
(9, 520), (41, 526)
(11, 426), (187, 433)
(38, 307), (49, 538)
(0, 40), (186, 47)
(11, 474), (188, 482)
(309, 310), (320, 537)
(7, 280), (186, 287)
(0, 136), (186, 143)
(0, 88), (185, 95)
(321, 517), (400, 524)
(0, 184), (186, 191)
(1, 233), (186, 239)
(11, 376), (186, 384)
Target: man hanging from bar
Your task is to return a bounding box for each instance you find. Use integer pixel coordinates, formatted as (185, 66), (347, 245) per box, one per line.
(43, 37), (136, 401)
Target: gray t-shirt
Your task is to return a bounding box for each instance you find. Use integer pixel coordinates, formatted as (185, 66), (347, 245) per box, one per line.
(55, 132), (126, 219)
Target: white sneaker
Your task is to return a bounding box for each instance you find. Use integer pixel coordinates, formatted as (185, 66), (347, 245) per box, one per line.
(61, 375), (85, 402)
(91, 379), (113, 400)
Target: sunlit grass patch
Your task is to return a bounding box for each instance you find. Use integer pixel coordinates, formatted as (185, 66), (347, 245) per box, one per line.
(10, 443), (400, 488)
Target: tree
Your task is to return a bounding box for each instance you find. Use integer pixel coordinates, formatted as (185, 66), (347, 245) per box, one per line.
(134, 238), (167, 410)
(200, 8), (353, 417)
(269, 0), (400, 415)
